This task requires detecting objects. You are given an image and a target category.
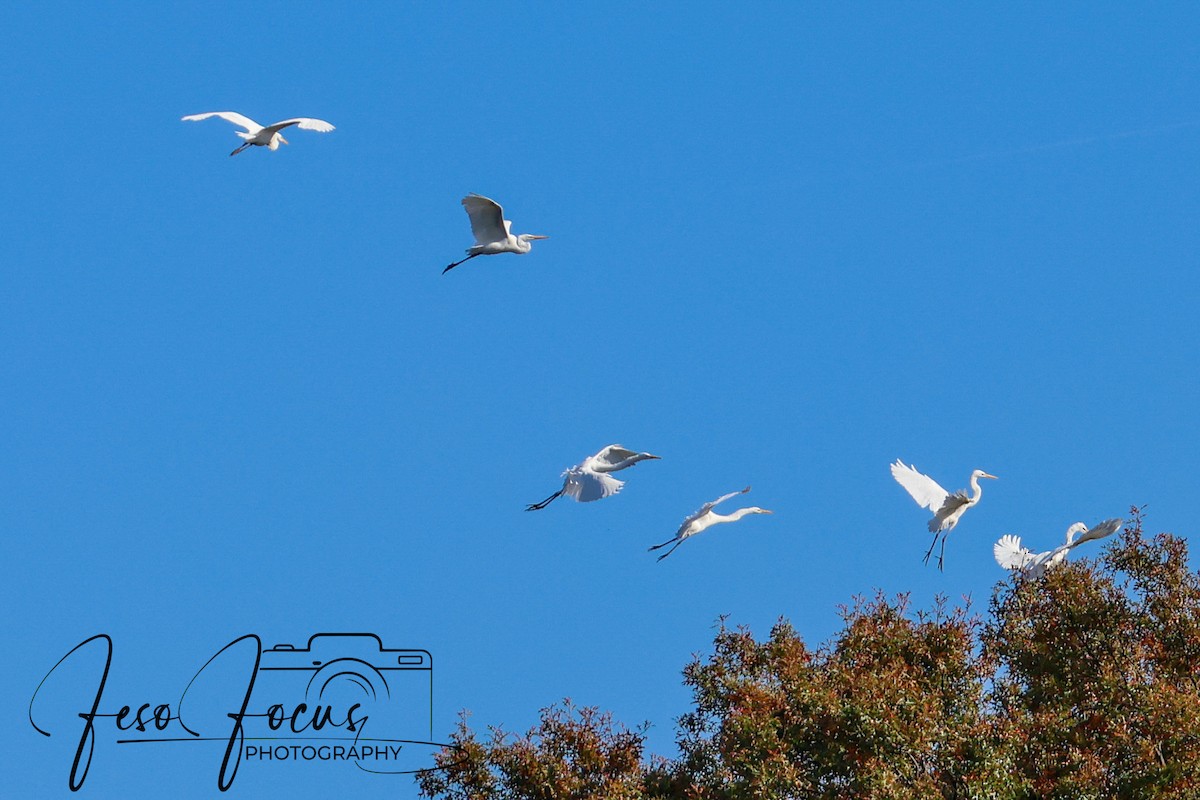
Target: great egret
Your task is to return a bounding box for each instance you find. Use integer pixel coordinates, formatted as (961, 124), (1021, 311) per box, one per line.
(444, 194), (548, 273)
(890, 459), (997, 570)
(994, 518), (1124, 578)
(648, 487), (773, 562)
(525, 444), (660, 511)
(181, 112), (335, 156)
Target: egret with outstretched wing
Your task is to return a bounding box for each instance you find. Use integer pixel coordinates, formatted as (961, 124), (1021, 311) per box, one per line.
(444, 194), (548, 273)
(648, 487), (773, 562)
(525, 445), (660, 511)
(182, 112), (335, 156)
(891, 459), (997, 569)
(995, 518), (1124, 578)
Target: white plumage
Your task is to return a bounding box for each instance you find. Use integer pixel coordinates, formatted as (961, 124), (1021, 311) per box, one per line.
(444, 194), (548, 273)
(648, 487), (773, 562)
(182, 111), (335, 156)
(890, 459), (997, 569)
(995, 518), (1124, 578)
(525, 445), (660, 511)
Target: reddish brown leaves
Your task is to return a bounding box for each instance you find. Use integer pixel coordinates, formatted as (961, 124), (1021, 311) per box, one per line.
(421, 512), (1200, 799)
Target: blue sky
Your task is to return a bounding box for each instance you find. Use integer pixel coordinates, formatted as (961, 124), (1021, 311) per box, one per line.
(3, 3), (1198, 797)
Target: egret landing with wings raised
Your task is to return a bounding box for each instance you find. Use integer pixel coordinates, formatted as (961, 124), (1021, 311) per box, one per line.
(648, 487), (773, 562)
(525, 444), (660, 511)
(444, 194), (548, 273)
(181, 112), (335, 156)
(994, 518), (1124, 579)
(890, 460), (997, 570)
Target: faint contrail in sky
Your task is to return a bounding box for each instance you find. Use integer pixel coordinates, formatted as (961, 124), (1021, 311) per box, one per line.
(900, 118), (1200, 171)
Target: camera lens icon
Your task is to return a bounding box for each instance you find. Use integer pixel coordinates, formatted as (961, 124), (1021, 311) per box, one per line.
(256, 634), (433, 743)
(303, 658), (391, 706)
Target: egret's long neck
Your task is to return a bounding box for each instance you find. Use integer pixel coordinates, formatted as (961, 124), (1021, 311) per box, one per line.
(969, 474), (984, 503)
(722, 508), (756, 523)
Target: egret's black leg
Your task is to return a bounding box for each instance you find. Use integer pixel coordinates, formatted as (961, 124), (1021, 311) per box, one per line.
(922, 532), (940, 565)
(937, 536), (948, 571)
(230, 142), (251, 157)
(525, 489), (563, 511)
(443, 253), (479, 274)
(655, 540), (685, 562)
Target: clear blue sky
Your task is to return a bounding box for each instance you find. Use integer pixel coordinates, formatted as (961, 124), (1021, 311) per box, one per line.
(4, 3), (1198, 797)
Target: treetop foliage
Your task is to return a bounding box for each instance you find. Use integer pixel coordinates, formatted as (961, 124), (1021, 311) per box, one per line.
(420, 509), (1200, 799)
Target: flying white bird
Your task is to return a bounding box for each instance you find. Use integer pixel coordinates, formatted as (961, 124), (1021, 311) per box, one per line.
(181, 112), (335, 156)
(890, 459), (998, 570)
(525, 444), (660, 511)
(994, 518), (1124, 579)
(648, 487), (773, 562)
(444, 194), (548, 273)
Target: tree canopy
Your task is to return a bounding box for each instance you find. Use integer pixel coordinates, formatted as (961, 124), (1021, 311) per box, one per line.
(419, 510), (1200, 799)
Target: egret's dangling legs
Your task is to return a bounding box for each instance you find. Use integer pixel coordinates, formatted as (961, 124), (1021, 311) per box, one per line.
(525, 489), (563, 511)
(923, 532), (940, 566)
(443, 253), (479, 274)
(650, 539), (685, 562)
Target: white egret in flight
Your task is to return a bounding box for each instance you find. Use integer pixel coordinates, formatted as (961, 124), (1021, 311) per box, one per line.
(525, 444), (660, 511)
(890, 459), (997, 569)
(648, 487), (773, 562)
(444, 194), (548, 273)
(994, 518), (1124, 579)
(181, 112), (335, 156)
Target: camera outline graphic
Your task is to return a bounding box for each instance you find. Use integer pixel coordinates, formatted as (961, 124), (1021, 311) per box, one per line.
(253, 632), (433, 744)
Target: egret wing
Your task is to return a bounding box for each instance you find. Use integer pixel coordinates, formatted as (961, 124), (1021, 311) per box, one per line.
(890, 460), (949, 511)
(462, 194), (508, 245)
(265, 117), (336, 135)
(563, 468), (624, 502)
(994, 535), (1035, 571)
(1074, 518), (1124, 546)
(936, 491), (970, 516)
(1025, 551), (1055, 578)
(1040, 545), (1071, 570)
(589, 445), (638, 469)
(693, 487), (749, 517)
(181, 111), (262, 132)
